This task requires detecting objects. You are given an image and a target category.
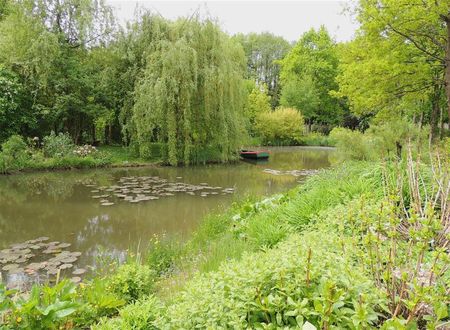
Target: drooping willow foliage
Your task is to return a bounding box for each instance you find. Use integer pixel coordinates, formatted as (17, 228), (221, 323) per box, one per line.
(130, 18), (247, 165)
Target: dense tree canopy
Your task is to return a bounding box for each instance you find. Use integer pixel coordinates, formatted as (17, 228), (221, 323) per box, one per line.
(234, 32), (291, 107)
(130, 17), (247, 165)
(336, 0), (450, 136)
(0, 0), (116, 142)
(0, 0), (448, 165)
(279, 26), (346, 130)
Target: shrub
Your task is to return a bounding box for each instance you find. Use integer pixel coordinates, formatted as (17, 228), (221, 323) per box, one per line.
(330, 120), (430, 161)
(1, 134), (28, 158)
(158, 232), (383, 329)
(107, 263), (156, 303)
(75, 279), (125, 325)
(255, 107), (304, 145)
(93, 295), (163, 330)
(329, 127), (374, 160)
(298, 132), (333, 146)
(146, 236), (181, 276)
(0, 135), (30, 171)
(42, 132), (74, 158)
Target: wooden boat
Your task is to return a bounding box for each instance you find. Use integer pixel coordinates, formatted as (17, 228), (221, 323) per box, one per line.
(240, 149), (270, 160)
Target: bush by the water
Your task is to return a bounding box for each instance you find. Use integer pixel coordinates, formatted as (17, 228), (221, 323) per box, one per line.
(42, 132), (75, 158)
(329, 119), (430, 161)
(0, 135), (30, 172)
(255, 107), (304, 145)
(0, 133), (113, 174)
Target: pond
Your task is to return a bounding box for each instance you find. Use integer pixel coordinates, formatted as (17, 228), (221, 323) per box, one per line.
(0, 146), (334, 288)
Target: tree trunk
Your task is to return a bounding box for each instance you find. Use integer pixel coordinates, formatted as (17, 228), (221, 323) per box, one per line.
(444, 17), (450, 124)
(92, 124), (96, 145)
(430, 84), (441, 139)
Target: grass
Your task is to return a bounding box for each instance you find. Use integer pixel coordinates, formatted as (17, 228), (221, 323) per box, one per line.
(98, 145), (161, 166)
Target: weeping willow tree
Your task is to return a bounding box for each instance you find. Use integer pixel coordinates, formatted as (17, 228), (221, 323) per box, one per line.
(131, 17), (247, 165)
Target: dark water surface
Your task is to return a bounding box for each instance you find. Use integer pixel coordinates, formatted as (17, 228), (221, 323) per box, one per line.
(0, 147), (334, 287)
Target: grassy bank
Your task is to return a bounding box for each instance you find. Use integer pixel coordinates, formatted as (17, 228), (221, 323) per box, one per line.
(0, 144), (161, 175)
(1, 149), (447, 329)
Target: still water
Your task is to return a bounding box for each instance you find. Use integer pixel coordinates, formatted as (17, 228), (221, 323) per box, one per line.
(0, 147), (333, 286)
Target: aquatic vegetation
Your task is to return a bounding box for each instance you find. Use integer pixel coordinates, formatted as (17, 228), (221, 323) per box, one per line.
(85, 175), (235, 206)
(0, 238), (85, 290)
(262, 168), (319, 177)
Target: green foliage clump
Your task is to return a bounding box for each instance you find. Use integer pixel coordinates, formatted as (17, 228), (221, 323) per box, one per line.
(298, 132), (333, 146)
(131, 18), (247, 165)
(255, 107), (304, 145)
(136, 142), (165, 161)
(42, 132), (74, 158)
(75, 279), (125, 325)
(329, 127), (374, 161)
(159, 232), (382, 329)
(1, 280), (79, 330)
(0, 66), (31, 143)
(107, 263), (156, 303)
(244, 84), (272, 127)
(0, 135), (30, 172)
(330, 120), (430, 161)
(279, 26), (346, 128)
(146, 236), (181, 276)
(93, 295), (162, 330)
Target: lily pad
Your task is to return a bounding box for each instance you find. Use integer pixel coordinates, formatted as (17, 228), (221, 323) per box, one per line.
(47, 268), (59, 275)
(15, 257), (28, 264)
(27, 263), (45, 271)
(59, 263), (73, 270)
(71, 277), (82, 283)
(9, 267), (24, 274)
(61, 257), (77, 263)
(2, 264), (19, 271)
(72, 268), (86, 275)
(43, 249), (61, 254)
(56, 243), (71, 249)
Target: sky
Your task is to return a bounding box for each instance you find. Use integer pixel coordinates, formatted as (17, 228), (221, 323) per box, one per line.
(105, 1), (359, 43)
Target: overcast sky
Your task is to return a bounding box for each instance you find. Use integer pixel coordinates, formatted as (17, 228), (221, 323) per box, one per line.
(105, 1), (359, 43)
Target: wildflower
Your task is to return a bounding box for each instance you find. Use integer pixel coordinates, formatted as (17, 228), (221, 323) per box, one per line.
(16, 316), (22, 323)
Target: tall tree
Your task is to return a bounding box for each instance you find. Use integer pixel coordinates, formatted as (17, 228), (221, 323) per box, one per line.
(279, 26), (345, 130)
(351, 0), (449, 136)
(234, 32), (291, 107)
(131, 18), (247, 165)
(0, 0), (116, 142)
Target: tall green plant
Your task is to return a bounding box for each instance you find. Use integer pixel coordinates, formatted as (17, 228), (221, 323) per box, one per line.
(131, 18), (246, 165)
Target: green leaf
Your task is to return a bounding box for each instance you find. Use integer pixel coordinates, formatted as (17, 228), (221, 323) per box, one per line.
(303, 320), (317, 330)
